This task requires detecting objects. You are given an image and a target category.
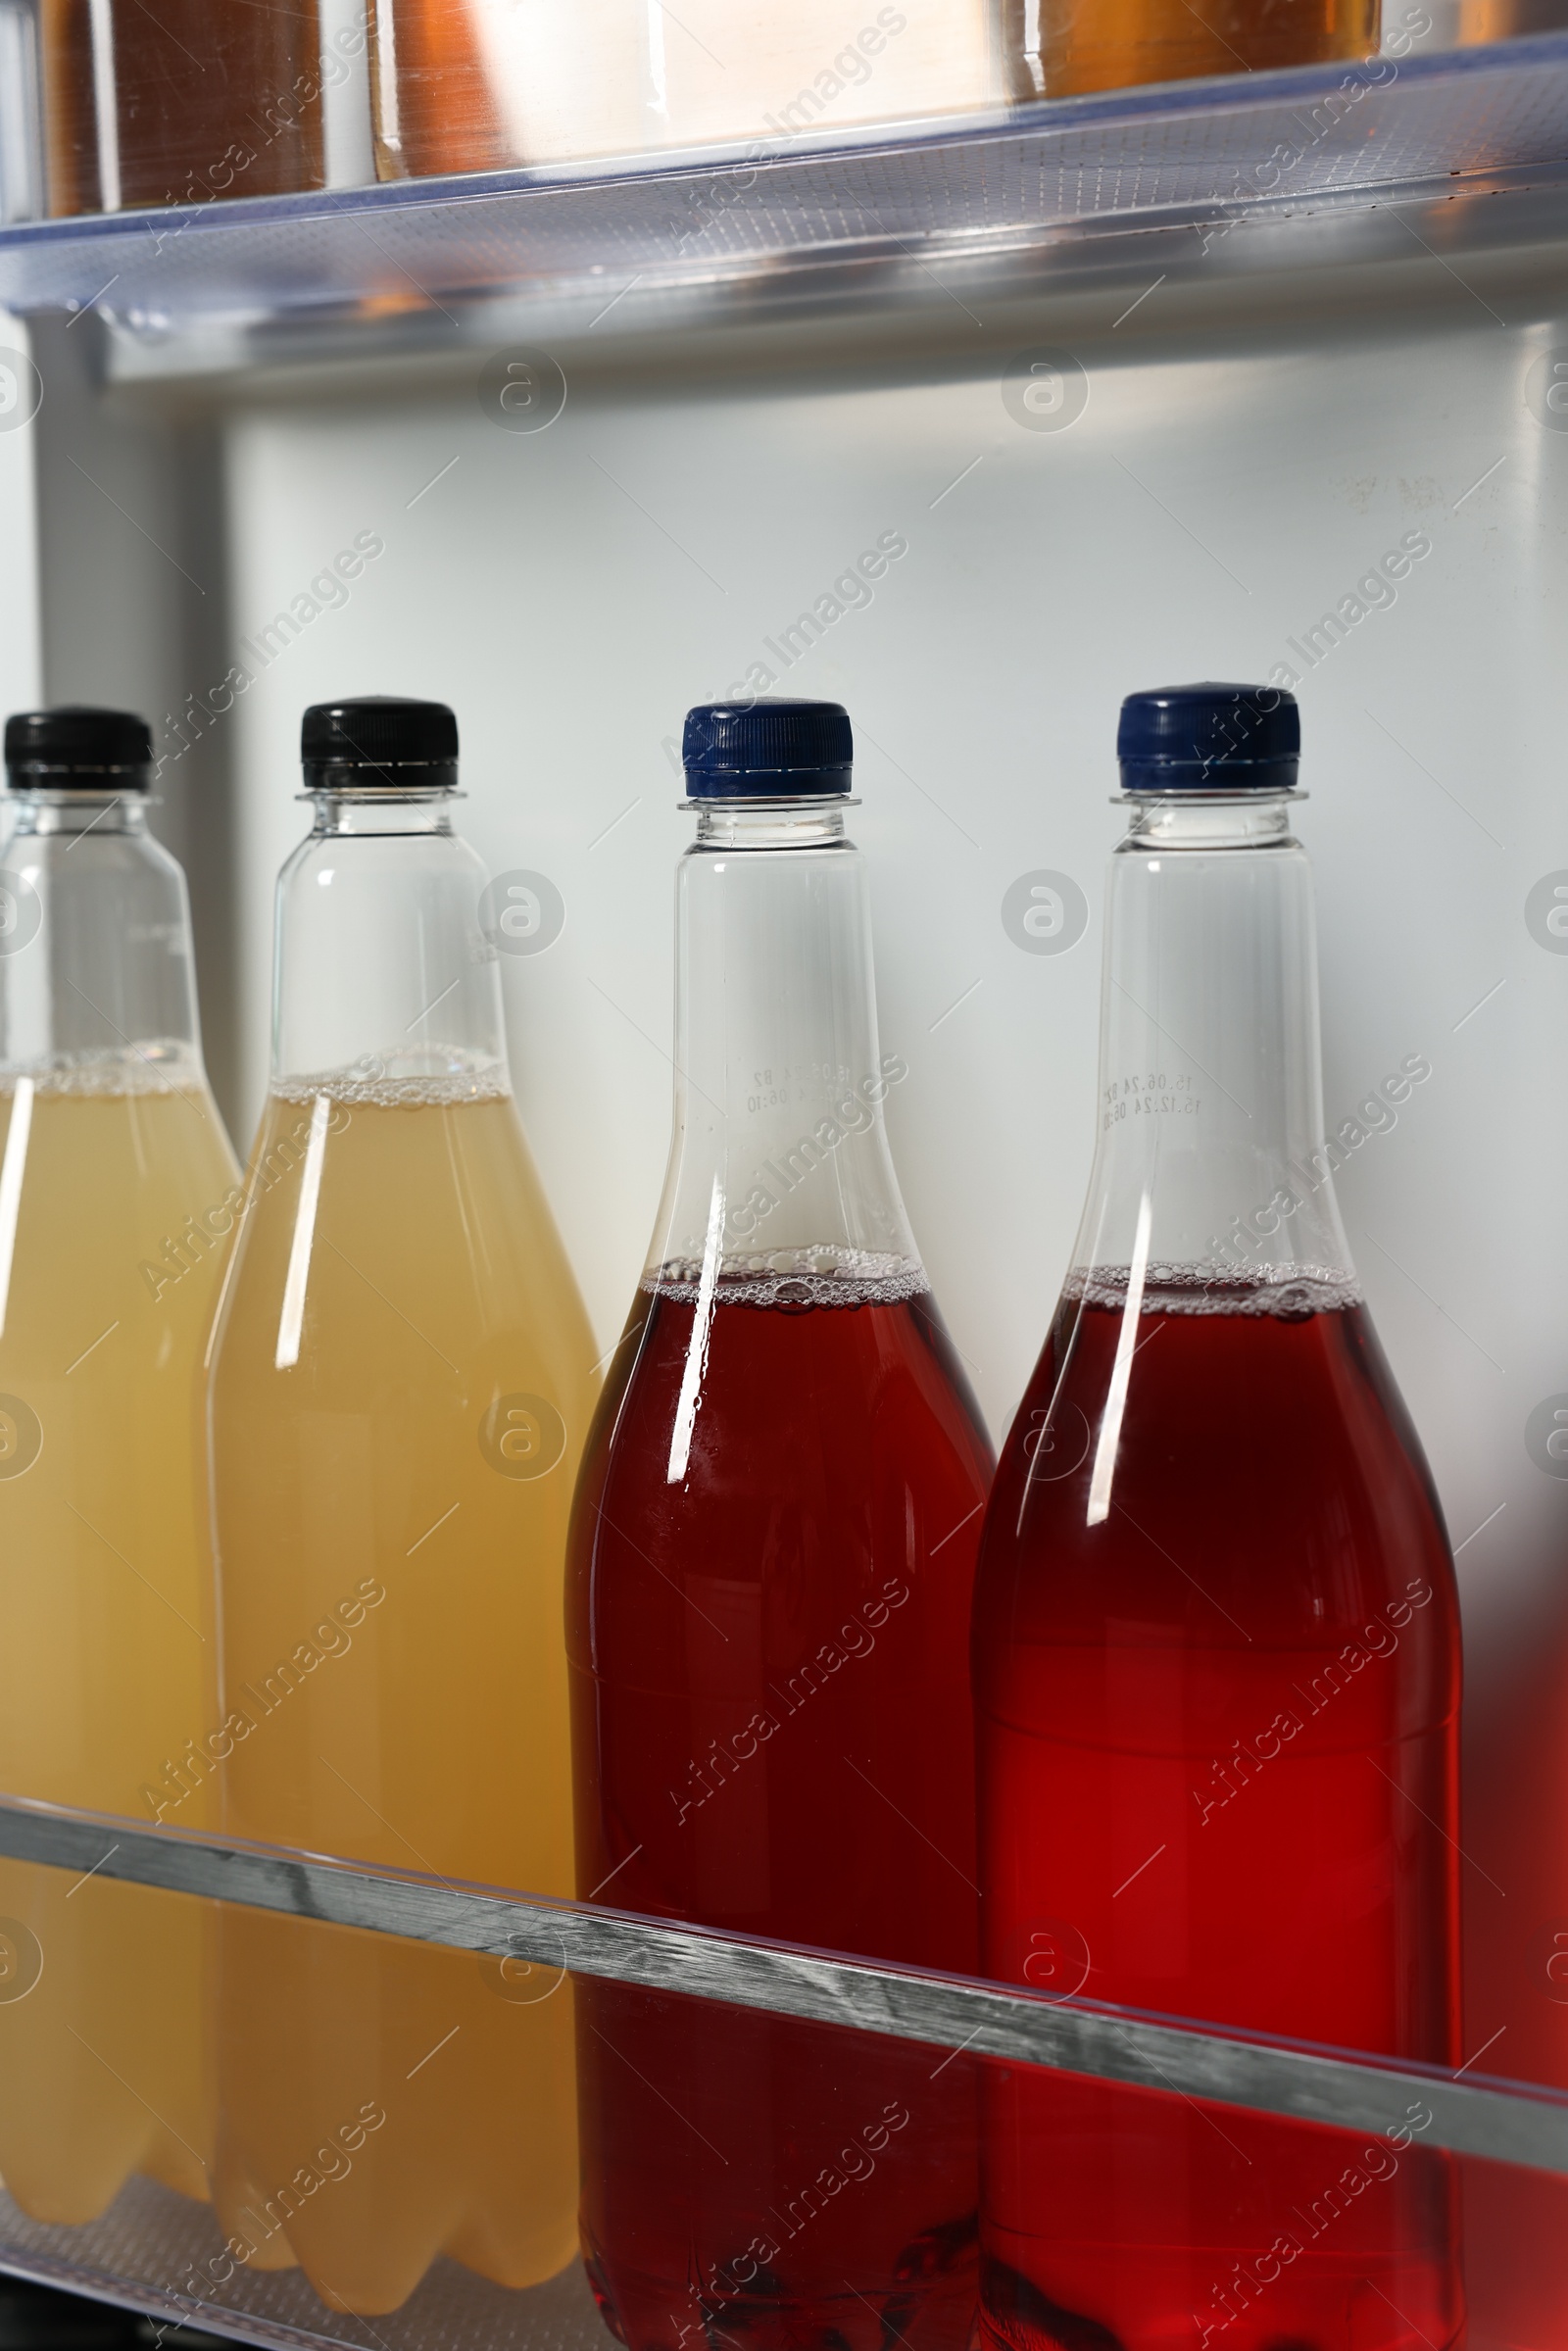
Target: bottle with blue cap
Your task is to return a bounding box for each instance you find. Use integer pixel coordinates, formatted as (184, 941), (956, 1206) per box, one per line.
(567, 699), (994, 2351)
(971, 686), (1461, 2350)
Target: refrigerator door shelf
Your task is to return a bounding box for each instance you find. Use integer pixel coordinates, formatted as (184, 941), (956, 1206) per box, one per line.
(0, 33), (1567, 338)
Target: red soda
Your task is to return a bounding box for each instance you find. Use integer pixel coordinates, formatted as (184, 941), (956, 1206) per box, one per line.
(569, 1258), (994, 2351)
(972, 1268), (1462, 2351)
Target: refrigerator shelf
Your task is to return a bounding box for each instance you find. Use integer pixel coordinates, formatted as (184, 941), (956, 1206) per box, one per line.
(0, 1789), (1560, 2351)
(2, 33), (1568, 340)
(0, 1790), (1561, 2175)
(0, 2178), (611, 2351)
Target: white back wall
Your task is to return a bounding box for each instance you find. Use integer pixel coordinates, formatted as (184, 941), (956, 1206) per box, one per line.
(0, 316), (40, 719)
(28, 245), (1568, 2153)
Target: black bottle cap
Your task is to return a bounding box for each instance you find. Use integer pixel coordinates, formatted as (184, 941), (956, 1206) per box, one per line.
(5, 706), (153, 788)
(682, 699), (853, 799)
(301, 698), (460, 791)
(1117, 683), (1300, 792)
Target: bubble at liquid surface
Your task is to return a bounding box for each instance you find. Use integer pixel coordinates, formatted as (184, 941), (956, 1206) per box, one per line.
(648, 1245), (928, 1310)
(1066, 1259), (1363, 1319)
(273, 1058), (511, 1109)
(1, 1044), (207, 1098)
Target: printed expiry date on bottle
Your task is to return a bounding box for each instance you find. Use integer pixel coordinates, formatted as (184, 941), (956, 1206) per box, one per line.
(1102, 1071), (1198, 1129)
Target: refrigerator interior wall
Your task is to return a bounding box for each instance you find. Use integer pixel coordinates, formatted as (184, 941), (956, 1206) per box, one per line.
(3, 212), (1566, 2315)
(0, 331), (38, 702)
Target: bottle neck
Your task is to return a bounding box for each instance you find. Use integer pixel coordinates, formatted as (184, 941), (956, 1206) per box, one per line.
(271, 789), (509, 1100)
(1074, 792), (1355, 1296)
(6, 787), (150, 838)
(0, 788), (207, 1086)
(647, 799), (918, 1289)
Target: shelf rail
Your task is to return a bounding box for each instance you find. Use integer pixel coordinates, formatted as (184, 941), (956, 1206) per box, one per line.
(0, 1790), (1561, 2177)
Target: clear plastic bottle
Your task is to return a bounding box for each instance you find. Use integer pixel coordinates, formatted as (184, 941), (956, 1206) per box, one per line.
(971, 685), (1461, 2351)
(205, 699), (594, 2315)
(568, 701), (994, 2351)
(40, 0), (324, 215)
(0, 706), (238, 2222)
(369, 0), (1000, 177)
(1004, 0), (1378, 97)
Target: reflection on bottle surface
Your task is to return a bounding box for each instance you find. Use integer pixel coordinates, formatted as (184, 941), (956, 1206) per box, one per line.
(570, 703), (993, 2351)
(0, 715), (237, 2224)
(1004, 0), (1378, 96)
(1459, 0), (1568, 34)
(0, 1074), (236, 2220)
(572, 1262), (991, 2351)
(206, 701), (595, 2314)
(971, 686), (1461, 2351)
(209, 1083), (592, 2311)
(974, 1275), (1461, 2349)
(368, 0), (1000, 175)
(41, 0), (323, 215)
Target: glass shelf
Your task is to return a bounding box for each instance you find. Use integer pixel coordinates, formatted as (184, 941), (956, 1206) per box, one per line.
(0, 1789), (1561, 2163)
(0, 1791), (1563, 2351)
(2, 33), (1568, 339)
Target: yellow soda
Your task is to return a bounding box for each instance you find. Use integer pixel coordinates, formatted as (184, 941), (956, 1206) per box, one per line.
(0, 707), (239, 2222)
(204, 698), (594, 2315)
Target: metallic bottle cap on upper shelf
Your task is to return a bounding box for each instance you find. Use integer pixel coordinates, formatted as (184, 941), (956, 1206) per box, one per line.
(683, 698), (854, 799)
(4, 705), (154, 788)
(301, 697), (460, 792)
(1117, 682), (1300, 793)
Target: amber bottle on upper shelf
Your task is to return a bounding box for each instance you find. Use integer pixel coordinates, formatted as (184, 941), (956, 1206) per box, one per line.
(368, 0), (1000, 177)
(1004, 0), (1379, 96)
(41, 0), (323, 216)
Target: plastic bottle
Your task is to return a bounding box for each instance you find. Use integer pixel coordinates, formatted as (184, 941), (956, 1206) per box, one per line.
(368, 0), (1000, 176)
(205, 699), (594, 2315)
(1004, 0), (1378, 97)
(971, 684), (1461, 2351)
(569, 700), (994, 2351)
(0, 705), (238, 2222)
(40, 0), (323, 215)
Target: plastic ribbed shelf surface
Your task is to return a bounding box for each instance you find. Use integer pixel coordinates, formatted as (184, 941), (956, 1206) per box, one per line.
(0, 2181), (607, 2351)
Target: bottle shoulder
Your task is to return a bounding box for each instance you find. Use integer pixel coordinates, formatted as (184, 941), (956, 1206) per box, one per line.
(591, 1279), (992, 1489)
(567, 1279), (994, 1641)
(209, 1091), (595, 1396)
(975, 1292), (1459, 1663)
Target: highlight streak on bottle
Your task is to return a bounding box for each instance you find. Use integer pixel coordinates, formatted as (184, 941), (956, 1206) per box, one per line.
(274, 1091), (330, 1371)
(0, 1075), (33, 1340)
(665, 1174), (723, 1486)
(575, 714), (993, 2351)
(1086, 1186), (1152, 1528)
(84, 0), (122, 210)
(212, 1084), (592, 2311)
(645, 0), (668, 125)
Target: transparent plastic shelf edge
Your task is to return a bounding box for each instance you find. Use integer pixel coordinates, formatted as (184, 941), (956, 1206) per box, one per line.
(0, 1788), (1562, 2178)
(2, 31), (1568, 331)
(3, 26), (1568, 247)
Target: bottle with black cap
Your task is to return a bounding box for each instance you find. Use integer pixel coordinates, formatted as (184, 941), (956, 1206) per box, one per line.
(971, 686), (1461, 2351)
(0, 706), (237, 2222)
(203, 699), (594, 2313)
(567, 700), (994, 2351)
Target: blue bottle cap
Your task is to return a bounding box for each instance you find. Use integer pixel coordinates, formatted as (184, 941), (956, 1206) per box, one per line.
(682, 699), (853, 798)
(1117, 683), (1300, 793)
